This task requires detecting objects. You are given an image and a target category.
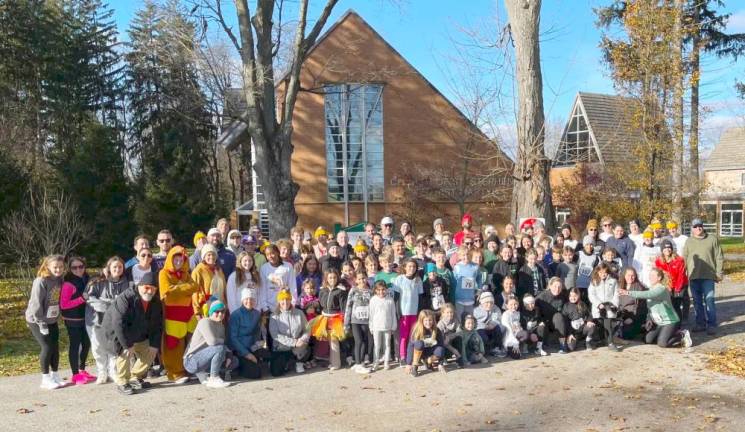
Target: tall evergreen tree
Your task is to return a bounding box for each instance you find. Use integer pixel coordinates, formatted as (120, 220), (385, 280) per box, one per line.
(126, 0), (219, 241)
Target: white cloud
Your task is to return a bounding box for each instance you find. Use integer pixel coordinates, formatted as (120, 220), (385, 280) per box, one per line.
(726, 10), (745, 33)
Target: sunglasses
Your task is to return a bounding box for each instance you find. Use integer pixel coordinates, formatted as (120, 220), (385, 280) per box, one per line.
(464, 242), (473, 246)
(71, 265), (85, 270)
(157, 238), (172, 243)
(693, 225), (704, 229)
(383, 224), (393, 227)
(603, 224), (611, 227)
(140, 253), (153, 258)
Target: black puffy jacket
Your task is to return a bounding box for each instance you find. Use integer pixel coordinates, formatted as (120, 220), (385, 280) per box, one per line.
(102, 287), (162, 355)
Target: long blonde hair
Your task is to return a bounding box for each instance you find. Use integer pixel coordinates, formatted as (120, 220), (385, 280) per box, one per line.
(36, 255), (65, 278)
(411, 310), (439, 341)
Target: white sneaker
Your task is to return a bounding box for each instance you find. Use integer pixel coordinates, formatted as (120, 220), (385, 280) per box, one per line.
(173, 376), (189, 385)
(50, 371), (66, 386)
(682, 330), (693, 348)
(205, 376), (231, 388)
(95, 372), (108, 385)
(40, 374), (60, 390)
(295, 362), (305, 374)
(354, 365), (370, 374)
(538, 348), (548, 357)
(346, 356), (354, 367)
(195, 371), (208, 384)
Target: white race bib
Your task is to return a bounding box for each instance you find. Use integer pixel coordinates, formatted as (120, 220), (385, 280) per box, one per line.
(462, 277), (475, 291)
(353, 305), (369, 320)
(571, 318), (584, 330)
(46, 305), (60, 319)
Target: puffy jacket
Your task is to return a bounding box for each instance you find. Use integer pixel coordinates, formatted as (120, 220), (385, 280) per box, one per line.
(588, 277), (619, 318)
(228, 306), (262, 357)
(319, 286), (347, 315)
(655, 256), (688, 294)
(101, 287), (163, 355)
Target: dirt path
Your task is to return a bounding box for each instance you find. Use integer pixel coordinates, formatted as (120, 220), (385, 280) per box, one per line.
(2, 281), (744, 432)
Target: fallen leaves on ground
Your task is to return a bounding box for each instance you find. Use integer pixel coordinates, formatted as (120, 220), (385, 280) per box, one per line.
(706, 345), (745, 379)
(16, 408), (33, 414)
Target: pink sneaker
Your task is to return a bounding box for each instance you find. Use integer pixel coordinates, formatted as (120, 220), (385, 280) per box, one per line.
(72, 373), (89, 386)
(79, 370), (96, 383)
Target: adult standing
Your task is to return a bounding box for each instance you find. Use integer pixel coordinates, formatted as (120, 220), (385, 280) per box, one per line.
(432, 218), (446, 243)
(125, 235), (150, 270)
(259, 245), (298, 313)
(336, 231), (354, 261)
(664, 220), (688, 254)
(599, 216), (614, 242)
(628, 220), (643, 248)
(380, 216), (395, 245)
(152, 230), (174, 273)
(210, 228), (236, 277)
(61, 256), (94, 385)
(226, 229), (244, 257)
(453, 213), (476, 246)
(683, 218), (724, 335)
(320, 241), (344, 273)
(561, 223), (578, 252)
(102, 274), (162, 395)
(26, 255), (66, 389)
(606, 224), (636, 268)
(192, 244), (227, 320)
(364, 222), (377, 245)
(216, 217), (231, 240)
(585, 219), (605, 256)
(125, 247), (156, 287)
(158, 246), (198, 384)
(633, 229), (661, 287)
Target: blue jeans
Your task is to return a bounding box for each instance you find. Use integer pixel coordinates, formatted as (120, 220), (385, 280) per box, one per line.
(184, 345), (227, 377)
(690, 279), (716, 328)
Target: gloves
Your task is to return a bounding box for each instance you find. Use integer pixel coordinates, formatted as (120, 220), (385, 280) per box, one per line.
(39, 325), (49, 336)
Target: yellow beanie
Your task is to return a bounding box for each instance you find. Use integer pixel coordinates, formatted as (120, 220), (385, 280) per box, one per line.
(586, 219), (598, 230)
(353, 242), (369, 253)
(276, 289), (292, 302)
(258, 240), (270, 253)
(649, 218), (662, 230)
(642, 228), (654, 239)
(666, 220), (678, 229)
(193, 231), (206, 248)
(314, 227), (329, 239)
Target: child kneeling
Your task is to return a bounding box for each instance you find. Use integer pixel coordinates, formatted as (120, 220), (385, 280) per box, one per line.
(458, 314), (488, 365)
(406, 310), (446, 377)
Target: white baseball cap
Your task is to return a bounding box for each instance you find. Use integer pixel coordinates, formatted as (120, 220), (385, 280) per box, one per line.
(380, 216), (394, 226)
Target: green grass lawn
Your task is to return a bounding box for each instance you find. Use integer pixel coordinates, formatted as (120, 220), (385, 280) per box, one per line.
(721, 237), (745, 254)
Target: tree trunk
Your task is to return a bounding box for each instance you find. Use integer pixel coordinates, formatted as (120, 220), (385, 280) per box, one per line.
(689, 4), (701, 216)
(671, 0), (684, 221)
(504, 0), (554, 231)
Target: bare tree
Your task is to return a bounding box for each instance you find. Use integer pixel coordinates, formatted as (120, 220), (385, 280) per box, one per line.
(197, 0), (340, 238)
(0, 186), (88, 296)
(670, 0), (684, 221)
(504, 0), (554, 230)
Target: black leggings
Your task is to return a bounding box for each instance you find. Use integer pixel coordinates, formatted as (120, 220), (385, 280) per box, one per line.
(65, 324), (90, 374)
(595, 318), (618, 345)
(351, 323), (372, 365)
(536, 313), (568, 340)
(28, 322), (60, 374)
(645, 322), (682, 348)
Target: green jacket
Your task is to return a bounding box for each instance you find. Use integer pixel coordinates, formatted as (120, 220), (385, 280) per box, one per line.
(629, 283), (679, 326)
(682, 233), (723, 281)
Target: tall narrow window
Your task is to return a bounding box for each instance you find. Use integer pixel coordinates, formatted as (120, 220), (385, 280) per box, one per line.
(325, 84), (384, 203)
(553, 103), (598, 167)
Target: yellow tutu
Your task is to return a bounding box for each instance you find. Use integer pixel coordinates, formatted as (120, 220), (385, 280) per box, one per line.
(308, 313), (346, 341)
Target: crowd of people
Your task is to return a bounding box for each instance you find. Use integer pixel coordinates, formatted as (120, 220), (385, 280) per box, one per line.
(24, 213), (724, 394)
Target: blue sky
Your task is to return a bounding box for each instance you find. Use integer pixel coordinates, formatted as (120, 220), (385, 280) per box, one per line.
(111, 0), (745, 153)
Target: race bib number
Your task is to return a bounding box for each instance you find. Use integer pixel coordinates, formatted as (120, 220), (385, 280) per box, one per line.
(578, 264), (593, 277)
(462, 277), (476, 291)
(571, 318), (584, 330)
(353, 305), (369, 320)
(527, 320), (537, 331)
(46, 305), (60, 319)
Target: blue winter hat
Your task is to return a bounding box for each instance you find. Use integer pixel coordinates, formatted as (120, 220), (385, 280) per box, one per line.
(208, 301), (226, 316)
(425, 263), (437, 274)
